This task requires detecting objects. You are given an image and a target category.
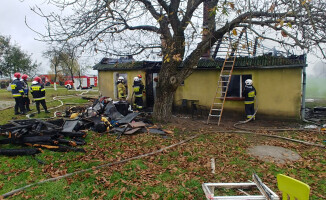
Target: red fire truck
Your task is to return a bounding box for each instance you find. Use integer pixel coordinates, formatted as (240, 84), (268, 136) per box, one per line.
(64, 76), (98, 89)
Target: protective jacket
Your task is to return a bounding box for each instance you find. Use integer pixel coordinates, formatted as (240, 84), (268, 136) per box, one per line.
(11, 78), (24, 98)
(22, 80), (29, 96)
(133, 81), (144, 97)
(30, 81), (46, 101)
(243, 85), (256, 104)
(117, 82), (126, 99)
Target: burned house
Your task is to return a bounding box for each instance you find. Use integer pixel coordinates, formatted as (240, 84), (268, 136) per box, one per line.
(93, 55), (307, 119)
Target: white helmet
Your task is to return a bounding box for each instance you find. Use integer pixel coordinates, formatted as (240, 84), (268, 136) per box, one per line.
(118, 76), (124, 81)
(134, 77), (139, 82)
(245, 79), (253, 86)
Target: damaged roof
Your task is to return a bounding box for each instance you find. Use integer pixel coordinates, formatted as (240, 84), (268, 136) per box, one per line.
(93, 60), (161, 71)
(93, 54), (307, 71)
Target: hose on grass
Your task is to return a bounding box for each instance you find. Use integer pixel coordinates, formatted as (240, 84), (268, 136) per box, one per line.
(1, 128), (324, 198)
(212, 130), (326, 149)
(233, 97), (322, 133)
(25, 90), (92, 119)
(229, 97), (326, 148)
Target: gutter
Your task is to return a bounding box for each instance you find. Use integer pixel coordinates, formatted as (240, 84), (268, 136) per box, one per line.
(301, 64), (307, 120)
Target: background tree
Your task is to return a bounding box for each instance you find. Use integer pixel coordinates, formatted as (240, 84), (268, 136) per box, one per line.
(57, 46), (80, 90)
(0, 35), (39, 80)
(33, 0), (326, 121)
(0, 35), (10, 58)
(44, 47), (63, 90)
(0, 35), (10, 77)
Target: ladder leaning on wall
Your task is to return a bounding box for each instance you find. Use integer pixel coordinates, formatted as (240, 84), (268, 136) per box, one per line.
(206, 34), (241, 125)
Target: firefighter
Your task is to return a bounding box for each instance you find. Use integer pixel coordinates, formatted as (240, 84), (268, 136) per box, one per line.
(11, 72), (25, 115)
(137, 74), (144, 86)
(133, 76), (144, 110)
(243, 79), (256, 120)
(30, 77), (50, 114)
(137, 74), (146, 95)
(117, 76), (126, 100)
(21, 74), (32, 111)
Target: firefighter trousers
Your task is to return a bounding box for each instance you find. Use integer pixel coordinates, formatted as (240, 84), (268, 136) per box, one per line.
(23, 96), (31, 111)
(35, 99), (48, 113)
(245, 103), (255, 119)
(14, 96), (25, 114)
(134, 96), (143, 110)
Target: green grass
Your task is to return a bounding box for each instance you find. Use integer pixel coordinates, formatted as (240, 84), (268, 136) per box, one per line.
(0, 86), (99, 124)
(1, 130), (325, 199)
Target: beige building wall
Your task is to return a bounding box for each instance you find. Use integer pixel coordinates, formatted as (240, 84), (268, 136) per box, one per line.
(174, 67), (303, 119)
(98, 70), (146, 101)
(98, 67), (303, 119)
(98, 71), (114, 97)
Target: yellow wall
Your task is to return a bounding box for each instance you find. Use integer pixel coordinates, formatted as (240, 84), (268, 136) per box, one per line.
(98, 70), (146, 101)
(174, 67), (303, 119)
(98, 71), (114, 97)
(98, 67), (303, 119)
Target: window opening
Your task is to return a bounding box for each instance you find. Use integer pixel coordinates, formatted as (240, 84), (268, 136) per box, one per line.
(222, 74), (252, 97)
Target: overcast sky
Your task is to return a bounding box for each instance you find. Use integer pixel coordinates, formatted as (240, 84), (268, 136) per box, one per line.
(0, 0), (98, 75)
(0, 0), (323, 76)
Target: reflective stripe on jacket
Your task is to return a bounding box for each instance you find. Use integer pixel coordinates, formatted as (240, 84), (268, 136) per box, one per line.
(22, 80), (29, 96)
(11, 78), (24, 98)
(133, 81), (143, 97)
(30, 82), (45, 101)
(243, 85), (256, 104)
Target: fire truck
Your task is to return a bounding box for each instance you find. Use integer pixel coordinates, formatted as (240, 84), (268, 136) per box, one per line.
(64, 76), (98, 89)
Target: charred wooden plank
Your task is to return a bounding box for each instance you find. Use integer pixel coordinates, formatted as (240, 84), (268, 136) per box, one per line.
(0, 148), (41, 156)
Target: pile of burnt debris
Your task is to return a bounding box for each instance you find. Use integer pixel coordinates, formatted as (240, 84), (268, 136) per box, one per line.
(0, 97), (171, 156)
(0, 118), (91, 156)
(69, 97), (170, 138)
(305, 107), (326, 122)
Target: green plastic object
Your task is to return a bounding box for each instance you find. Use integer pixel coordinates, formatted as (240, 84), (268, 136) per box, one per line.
(277, 174), (310, 200)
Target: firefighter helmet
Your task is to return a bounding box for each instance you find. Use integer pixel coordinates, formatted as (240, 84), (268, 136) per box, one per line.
(34, 77), (41, 83)
(118, 76), (124, 81)
(137, 74), (142, 79)
(22, 74), (28, 80)
(134, 77), (139, 82)
(245, 79), (253, 86)
(14, 72), (21, 78)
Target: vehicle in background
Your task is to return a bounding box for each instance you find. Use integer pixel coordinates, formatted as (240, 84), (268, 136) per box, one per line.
(39, 74), (65, 86)
(64, 76), (97, 89)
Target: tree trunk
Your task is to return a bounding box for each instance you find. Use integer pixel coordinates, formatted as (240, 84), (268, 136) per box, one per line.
(153, 86), (176, 122)
(153, 71), (179, 122)
(54, 67), (57, 91)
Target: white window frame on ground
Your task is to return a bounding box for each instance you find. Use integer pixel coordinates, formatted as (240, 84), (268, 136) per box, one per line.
(222, 74), (252, 98)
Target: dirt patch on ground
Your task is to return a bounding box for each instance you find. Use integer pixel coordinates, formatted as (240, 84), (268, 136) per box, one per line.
(247, 145), (302, 164)
(167, 115), (303, 133)
(0, 101), (15, 110)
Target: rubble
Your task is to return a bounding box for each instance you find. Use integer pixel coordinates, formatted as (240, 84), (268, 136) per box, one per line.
(0, 118), (87, 156)
(0, 96), (171, 156)
(305, 107), (326, 122)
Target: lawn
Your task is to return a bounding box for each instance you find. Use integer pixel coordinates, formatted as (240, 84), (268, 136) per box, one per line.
(0, 86), (325, 199)
(0, 85), (99, 124)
